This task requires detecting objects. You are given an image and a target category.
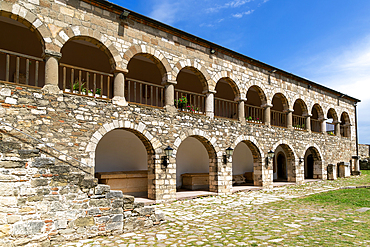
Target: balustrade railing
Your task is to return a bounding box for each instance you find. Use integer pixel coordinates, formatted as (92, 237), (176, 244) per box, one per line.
(125, 78), (164, 107)
(0, 48), (44, 87)
(175, 89), (205, 114)
(245, 104), (264, 123)
(293, 115), (306, 130)
(214, 98), (238, 119)
(271, 110), (287, 128)
(59, 63), (113, 99)
(311, 119), (321, 133)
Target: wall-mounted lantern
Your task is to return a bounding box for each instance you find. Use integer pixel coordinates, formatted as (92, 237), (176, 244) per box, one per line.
(299, 157), (304, 163)
(266, 150), (275, 168)
(223, 147), (234, 164)
(162, 146), (173, 167)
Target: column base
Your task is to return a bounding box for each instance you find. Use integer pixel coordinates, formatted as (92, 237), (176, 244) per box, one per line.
(352, 171), (361, 176)
(112, 96), (128, 106)
(42, 85), (62, 94)
(206, 112), (214, 118)
(164, 105), (177, 113)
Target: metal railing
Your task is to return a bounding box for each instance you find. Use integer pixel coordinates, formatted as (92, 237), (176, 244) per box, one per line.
(0, 119), (92, 175)
(125, 78), (164, 107)
(59, 63), (113, 99)
(293, 115), (305, 130)
(175, 89), (205, 114)
(311, 119), (321, 133)
(0, 48), (44, 87)
(214, 97), (238, 119)
(271, 110), (287, 128)
(245, 104), (264, 123)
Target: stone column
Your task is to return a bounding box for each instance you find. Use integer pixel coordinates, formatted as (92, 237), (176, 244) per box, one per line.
(334, 121), (341, 137)
(112, 68), (128, 106)
(304, 113), (312, 132)
(162, 79), (177, 112)
(320, 117), (327, 134)
(262, 103), (272, 126)
(352, 156), (361, 175)
(286, 109), (294, 129)
(43, 50), (62, 94)
(204, 90), (216, 118)
(236, 97), (247, 123)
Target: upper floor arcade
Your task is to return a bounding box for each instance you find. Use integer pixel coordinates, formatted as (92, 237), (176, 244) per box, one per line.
(0, 0), (359, 140)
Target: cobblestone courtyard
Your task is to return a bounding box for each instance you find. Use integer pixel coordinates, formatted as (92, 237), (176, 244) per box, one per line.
(55, 175), (370, 247)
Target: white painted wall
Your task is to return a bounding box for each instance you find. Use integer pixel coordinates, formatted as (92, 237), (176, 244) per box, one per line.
(232, 142), (254, 175)
(176, 137), (209, 188)
(95, 129), (147, 172)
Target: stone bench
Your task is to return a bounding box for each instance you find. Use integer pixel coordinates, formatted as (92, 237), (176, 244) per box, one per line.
(232, 172), (254, 185)
(95, 170), (148, 197)
(181, 173), (209, 190)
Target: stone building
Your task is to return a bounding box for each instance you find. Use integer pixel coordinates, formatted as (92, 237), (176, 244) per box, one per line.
(0, 0), (361, 244)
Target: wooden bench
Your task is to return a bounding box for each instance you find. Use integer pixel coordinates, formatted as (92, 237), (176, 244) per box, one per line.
(181, 173), (209, 190)
(95, 170), (148, 197)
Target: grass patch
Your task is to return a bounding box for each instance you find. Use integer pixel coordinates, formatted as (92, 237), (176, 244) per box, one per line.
(302, 188), (370, 208)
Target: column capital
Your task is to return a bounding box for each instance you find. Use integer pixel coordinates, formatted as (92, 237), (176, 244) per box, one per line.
(303, 113), (312, 117)
(261, 103), (273, 108)
(284, 108), (294, 113)
(43, 50), (62, 60)
(161, 79), (177, 85)
(319, 117), (328, 121)
(114, 68), (129, 74)
(202, 89), (217, 94)
(333, 120), (341, 124)
(234, 97), (247, 102)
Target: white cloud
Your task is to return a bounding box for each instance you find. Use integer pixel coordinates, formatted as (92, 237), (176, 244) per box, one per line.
(149, 1), (181, 25)
(301, 35), (370, 143)
(206, 0), (252, 13)
(232, 10), (254, 18)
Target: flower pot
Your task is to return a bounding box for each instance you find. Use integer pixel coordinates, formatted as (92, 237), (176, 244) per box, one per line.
(64, 89), (71, 93)
(88, 93), (94, 96)
(73, 90), (79, 94)
(102, 95), (107, 98)
(95, 94), (101, 98)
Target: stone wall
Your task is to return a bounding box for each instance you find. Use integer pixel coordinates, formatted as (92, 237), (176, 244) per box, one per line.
(0, 83), (355, 197)
(0, 127), (163, 246)
(359, 144), (370, 159)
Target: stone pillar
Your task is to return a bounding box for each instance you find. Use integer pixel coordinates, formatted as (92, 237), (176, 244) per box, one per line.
(320, 118), (327, 134)
(43, 50), (62, 94)
(112, 68), (128, 106)
(334, 121), (341, 137)
(286, 109), (294, 129)
(304, 113), (312, 132)
(254, 156), (273, 189)
(204, 90), (216, 118)
(262, 103), (272, 126)
(236, 97), (247, 123)
(162, 79), (177, 112)
(352, 156), (361, 175)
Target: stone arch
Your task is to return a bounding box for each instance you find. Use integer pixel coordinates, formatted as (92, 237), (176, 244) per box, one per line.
(303, 145), (324, 179)
(327, 108), (338, 122)
(293, 98), (308, 115)
(123, 44), (172, 82)
(311, 103), (324, 119)
(271, 92), (290, 110)
(246, 85), (268, 106)
(271, 140), (300, 183)
(85, 120), (161, 169)
(0, 10), (47, 53)
(231, 135), (265, 186)
(57, 29), (121, 70)
(340, 111), (351, 138)
(174, 129), (220, 192)
(173, 59), (214, 91)
(212, 73), (242, 98)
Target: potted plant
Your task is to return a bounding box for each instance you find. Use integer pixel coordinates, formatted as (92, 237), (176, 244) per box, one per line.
(95, 88), (101, 97)
(174, 96), (187, 110)
(247, 116), (252, 122)
(88, 89), (94, 96)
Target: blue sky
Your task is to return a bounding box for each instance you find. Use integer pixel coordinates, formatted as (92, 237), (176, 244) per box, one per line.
(115, 0), (370, 144)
